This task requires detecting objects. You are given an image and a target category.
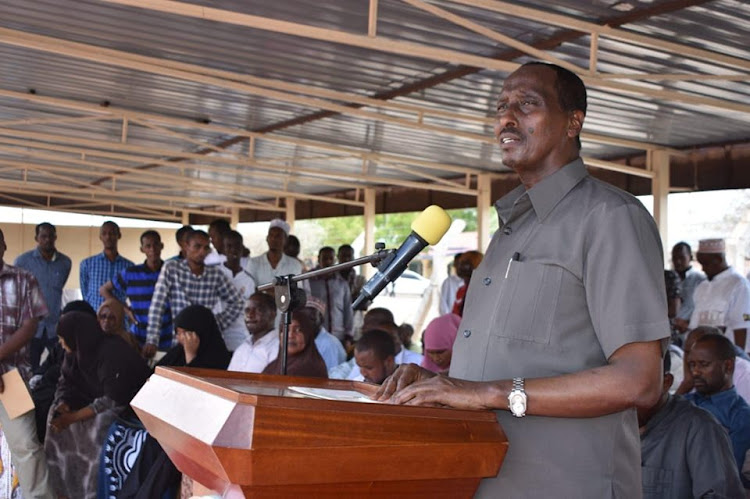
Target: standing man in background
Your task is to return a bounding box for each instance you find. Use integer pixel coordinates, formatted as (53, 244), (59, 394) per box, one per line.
(217, 230), (256, 351)
(439, 253), (463, 315)
(14, 222), (71, 371)
(246, 219), (303, 287)
(309, 246), (353, 341)
(79, 221), (133, 311)
(147, 230), (243, 351)
(671, 242), (705, 336)
(690, 238), (750, 351)
(100, 230), (173, 360)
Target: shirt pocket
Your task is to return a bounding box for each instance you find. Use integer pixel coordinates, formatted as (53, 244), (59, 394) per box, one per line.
(490, 260), (563, 345)
(641, 465), (672, 498)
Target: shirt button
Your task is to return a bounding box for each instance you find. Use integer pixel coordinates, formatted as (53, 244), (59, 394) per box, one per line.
(483, 277), (492, 286)
(503, 226), (513, 235)
(463, 329), (471, 338)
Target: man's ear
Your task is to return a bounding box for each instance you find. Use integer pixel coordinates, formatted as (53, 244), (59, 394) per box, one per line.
(568, 110), (585, 140)
(725, 357), (735, 376)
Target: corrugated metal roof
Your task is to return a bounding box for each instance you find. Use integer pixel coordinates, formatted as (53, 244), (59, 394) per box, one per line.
(0, 0), (747, 220)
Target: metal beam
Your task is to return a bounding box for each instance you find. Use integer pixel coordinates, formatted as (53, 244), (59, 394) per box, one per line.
(94, 0), (750, 114)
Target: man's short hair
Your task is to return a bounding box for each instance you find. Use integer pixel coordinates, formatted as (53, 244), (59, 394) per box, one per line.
(140, 230), (161, 245)
(176, 225), (194, 243)
(209, 218), (232, 234)
(318, 246), (334, 257)
(363, 307), (396, 328)
(522, 61), (587, 149)
(356, 329), (397, 361)
(672, 241), (692, 256)
(694, 333), (736, 361)
(101, 220), (121, 235)
(338, 244), (353, 253)
(186, 229), (209, 243)
(249, 291), (277, 314)
(35, 222), (56, 237)
(224, 230), (243, 244)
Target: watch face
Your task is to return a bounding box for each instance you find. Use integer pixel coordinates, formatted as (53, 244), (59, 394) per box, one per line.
(509, 393), (526, 416)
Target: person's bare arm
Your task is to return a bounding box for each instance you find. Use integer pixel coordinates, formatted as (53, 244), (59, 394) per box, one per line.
(0, 317), (38, 392)
(99, 280), (117, 301)
(382, 340), (664, 418)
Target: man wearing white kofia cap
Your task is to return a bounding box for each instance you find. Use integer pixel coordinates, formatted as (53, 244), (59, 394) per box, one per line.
(690, 238), (750, 351)
(245, 219), (303, 289)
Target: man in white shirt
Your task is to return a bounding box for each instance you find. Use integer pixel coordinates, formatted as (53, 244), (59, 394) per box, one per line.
(690, 238), (750, 351)
(339, 307), (423, 381)
(228, 293), (278, 373)
(245, 219), (303, 288)
(438, 253), (463, 315)
(216, 231), (256, 351)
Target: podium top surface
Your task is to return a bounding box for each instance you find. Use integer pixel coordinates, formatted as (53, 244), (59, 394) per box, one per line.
(151, 366), (499, 423)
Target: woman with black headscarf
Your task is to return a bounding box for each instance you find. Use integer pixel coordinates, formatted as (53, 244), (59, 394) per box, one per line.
(44, 311), (150, 499)
(157, 304), (231, 369)
(116, 305), (231, 498)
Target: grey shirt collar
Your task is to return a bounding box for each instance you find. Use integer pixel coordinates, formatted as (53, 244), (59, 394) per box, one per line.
(495, 158), (588, 225)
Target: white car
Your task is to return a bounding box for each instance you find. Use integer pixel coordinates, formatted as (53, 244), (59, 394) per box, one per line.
(389, 269), (432, 295)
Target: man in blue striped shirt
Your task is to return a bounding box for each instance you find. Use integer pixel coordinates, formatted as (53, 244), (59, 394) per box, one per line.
(79, 221), (134, 311)
(100, 230), (173, 359)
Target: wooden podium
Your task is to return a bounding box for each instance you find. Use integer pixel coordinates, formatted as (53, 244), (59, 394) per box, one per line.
(131, 367), (508, 498)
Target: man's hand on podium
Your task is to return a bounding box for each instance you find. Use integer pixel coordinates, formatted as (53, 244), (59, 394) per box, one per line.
(375, 363), (496, 411)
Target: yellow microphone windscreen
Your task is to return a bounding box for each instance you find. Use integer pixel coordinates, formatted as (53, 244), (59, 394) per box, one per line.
(410, 205), (452, 245)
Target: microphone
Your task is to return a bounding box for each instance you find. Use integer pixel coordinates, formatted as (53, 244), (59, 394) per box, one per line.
(352, 205), (451, 309)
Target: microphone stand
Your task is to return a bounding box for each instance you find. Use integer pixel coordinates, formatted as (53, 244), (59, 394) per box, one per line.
(257, 247), (394, 375)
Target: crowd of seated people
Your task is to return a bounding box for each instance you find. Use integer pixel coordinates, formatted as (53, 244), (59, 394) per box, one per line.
(7, 216), (750, 498)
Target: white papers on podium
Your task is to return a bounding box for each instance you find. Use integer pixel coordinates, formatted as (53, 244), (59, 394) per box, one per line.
(0, 369), (34, 419)
(288, 386), (380, 404)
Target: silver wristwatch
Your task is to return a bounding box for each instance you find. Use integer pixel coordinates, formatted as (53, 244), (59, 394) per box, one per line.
(508, 377), (527, 418)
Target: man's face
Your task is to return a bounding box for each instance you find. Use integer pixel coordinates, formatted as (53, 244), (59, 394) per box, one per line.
(266, 227), (287, 252)
(696, 252), (722, 279)
(36, 226), (57, 253)
(140, 235), (163, 261)
(337, 247), (354, 264)
(223, 236), (243, 266)
(208, 226), (224, 253)
(319, 249), (335, 268)
(687, 343), (732, 395)
(99, 223), (120, 250)
(494, 65), (581, 173)
(672, 246), (691, 273)
(178, 232), (192, 253)
(244, 297), (275, 334)
(355, 349), (394, 384)
(185, 235), (211, 266)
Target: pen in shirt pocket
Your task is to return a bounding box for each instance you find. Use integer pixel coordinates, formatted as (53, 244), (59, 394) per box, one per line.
(505, 252), (521, 279)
